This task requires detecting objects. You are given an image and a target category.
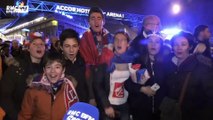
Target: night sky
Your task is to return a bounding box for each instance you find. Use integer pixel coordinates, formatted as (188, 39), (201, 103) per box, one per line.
(1, 0), (213, 30)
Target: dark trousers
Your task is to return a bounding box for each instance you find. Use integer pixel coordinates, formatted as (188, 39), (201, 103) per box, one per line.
(101, 103), (130, 120)
(131, 109), (161, 120)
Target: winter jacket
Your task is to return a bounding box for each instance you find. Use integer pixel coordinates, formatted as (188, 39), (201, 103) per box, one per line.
(64, 53), (89, 102)
(80, 28), (114, 100)
(0, 52), (44, 120)
(166, 54), (213, 120)
(18, 75), (78, 120)
(80, 28), (113, 67)
(124, 56), (168, 120)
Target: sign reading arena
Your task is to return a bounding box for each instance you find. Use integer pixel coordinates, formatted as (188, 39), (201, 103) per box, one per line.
(55, 5), (124, 19)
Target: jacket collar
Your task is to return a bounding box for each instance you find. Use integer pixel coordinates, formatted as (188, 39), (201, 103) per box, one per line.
(172, 55), (198, 72)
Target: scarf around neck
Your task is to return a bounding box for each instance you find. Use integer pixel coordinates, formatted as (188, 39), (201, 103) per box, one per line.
(30, 74), (79, 110)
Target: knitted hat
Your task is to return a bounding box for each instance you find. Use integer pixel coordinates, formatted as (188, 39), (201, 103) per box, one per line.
(29, 32), (44, 43)
(63, 102), (99, 120)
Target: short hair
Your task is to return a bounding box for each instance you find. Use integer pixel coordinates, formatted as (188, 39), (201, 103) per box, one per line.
(193, 25), (208, 39)
(0, 43), (10, 50)
(59, 29), (79, 46)
(4, 41), (11, 45)
(12, 39), (19, 45)
(88, 7), (105, 20)
(114, 31), (130, 42)
(171, 31), (195, 48)
(42, 52), (65, 68)
(142, 15), (161, 26)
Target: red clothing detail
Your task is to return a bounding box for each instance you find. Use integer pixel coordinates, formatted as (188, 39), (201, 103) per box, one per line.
(80, 30), (114, 80)
(80, 30), (113, 66)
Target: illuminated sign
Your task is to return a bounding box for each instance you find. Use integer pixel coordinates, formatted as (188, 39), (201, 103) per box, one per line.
(55, 5), (125, 19)
(106, 12), (124, 18)
(6, 0), (28, 13)
(55, 5), (90, 14)
(15, 0), (28, 6)
(6, 6), (29, 13)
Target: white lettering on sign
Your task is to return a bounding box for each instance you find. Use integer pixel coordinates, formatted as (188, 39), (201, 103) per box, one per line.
(56, 5), (89, 14)
(76, 8), (89, 14)
(65, 110), (95, 120)
(81, 113), (95, 120)
(67, 110), (81, 117)
(6, 5), (29, 13)
(106, 12), (124, 18)
(56, 5), (76, 12)
(55, 5), (125, 18)
(66, 115), (81, 120)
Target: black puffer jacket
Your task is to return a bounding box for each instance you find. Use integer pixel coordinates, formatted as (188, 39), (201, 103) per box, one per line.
(0, 52), (44, 120)
(64, 53), (89, 102)
(124, 56), (168, 120)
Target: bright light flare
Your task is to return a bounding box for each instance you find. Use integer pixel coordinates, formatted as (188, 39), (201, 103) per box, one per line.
(161, 28), (181, 40)
(172, 3), (181, 14)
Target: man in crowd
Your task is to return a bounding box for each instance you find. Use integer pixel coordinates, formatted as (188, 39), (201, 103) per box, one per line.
(193, 25), (212, 59)
(80, 7), (114, 106)
(130, 15), (161, 56)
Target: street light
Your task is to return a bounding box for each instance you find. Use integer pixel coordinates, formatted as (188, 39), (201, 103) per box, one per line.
(172, 3), (181, 15)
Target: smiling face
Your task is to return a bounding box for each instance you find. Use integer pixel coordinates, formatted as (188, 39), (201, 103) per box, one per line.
(89, 12), (104, 33)
(44, 61), (65, 84)
(114, 33), (129, 55)
(173, 36), (191, 60)
(61, 38), (79, 61)
(28, 38), (46, 63)
(147, 36), (162, 56)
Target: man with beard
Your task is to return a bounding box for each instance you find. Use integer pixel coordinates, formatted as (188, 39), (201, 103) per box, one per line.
(193, 25), (212, 59)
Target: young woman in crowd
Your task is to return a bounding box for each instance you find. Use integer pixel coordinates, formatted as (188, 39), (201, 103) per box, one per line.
(125, 33), (168, 120)
(162, 31), (213, 120)
(18, 52), (78, 120)
(0, 33), (46, 120)
(94, 31), (131, 120)
(59, 29), (89, 102)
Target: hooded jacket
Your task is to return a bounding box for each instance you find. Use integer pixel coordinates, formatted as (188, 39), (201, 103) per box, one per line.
(0, 51), (44, 120)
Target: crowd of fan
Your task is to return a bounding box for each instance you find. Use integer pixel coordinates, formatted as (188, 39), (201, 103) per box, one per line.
(0, 6), (212, 120)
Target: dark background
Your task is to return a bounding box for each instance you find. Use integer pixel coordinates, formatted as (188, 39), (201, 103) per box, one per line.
(1, 0), (213, 30)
